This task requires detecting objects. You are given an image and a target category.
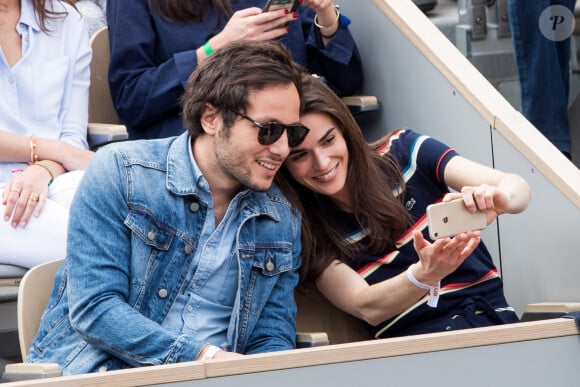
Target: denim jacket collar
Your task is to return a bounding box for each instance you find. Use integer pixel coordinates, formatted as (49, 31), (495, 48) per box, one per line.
(165, 133), (286, 223)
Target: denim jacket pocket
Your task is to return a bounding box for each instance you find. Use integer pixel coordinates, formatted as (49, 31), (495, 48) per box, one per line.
(248, 244), (294, 277)
(125, 209), (175, 251)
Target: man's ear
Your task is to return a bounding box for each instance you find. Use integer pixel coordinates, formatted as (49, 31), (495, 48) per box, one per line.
(200, 103), (221, 136)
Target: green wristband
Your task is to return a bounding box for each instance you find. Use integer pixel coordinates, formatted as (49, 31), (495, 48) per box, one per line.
(34, 161), (55, 186)
(202, 41), (214, 57)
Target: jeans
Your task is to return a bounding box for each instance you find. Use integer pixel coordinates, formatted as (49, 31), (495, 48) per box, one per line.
(508, 0), (576, 153)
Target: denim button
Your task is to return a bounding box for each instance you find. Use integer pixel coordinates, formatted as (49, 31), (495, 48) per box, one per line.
(147, 230), (155, 241)
(266, 258), (274, 272)
(158, 289), (168, 298)
(189, 202), (200, 212)
(98, 366), (107, 372)
(184, 245), (192, 254)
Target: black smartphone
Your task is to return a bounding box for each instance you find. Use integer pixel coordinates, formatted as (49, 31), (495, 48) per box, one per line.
(262, 0), (299, 13)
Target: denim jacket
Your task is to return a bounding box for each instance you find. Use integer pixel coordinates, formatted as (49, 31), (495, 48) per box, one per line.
(27, 133), (302, 375)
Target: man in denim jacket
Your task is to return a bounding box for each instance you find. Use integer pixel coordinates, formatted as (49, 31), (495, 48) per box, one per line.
(27, 40), (306, 375)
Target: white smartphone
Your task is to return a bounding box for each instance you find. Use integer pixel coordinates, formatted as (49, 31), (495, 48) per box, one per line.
(262, 0), (299, 12)
(426, 199), (487, 240)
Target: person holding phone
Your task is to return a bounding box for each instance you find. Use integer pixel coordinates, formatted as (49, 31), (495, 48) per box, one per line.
(275, 75), (531, 338)
(107, 0), (363, 140)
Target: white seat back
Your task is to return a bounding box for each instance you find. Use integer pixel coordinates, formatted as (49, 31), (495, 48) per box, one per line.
(17, 259), (63, 360)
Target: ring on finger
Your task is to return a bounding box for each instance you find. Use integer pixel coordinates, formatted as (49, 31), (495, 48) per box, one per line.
(29, 192), (39, 202)
(10, 188), (21, 194)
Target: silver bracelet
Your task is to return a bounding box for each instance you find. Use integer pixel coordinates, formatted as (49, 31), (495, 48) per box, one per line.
(314, 5), (340, 29)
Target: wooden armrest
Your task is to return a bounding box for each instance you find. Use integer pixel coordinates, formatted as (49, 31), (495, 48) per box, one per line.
(520, 302), (580, 322)
(296, 331), (330, 348)
(87, 122), (129, 149)
(1, 363), (61, 382)
(341, 95), (380, 115)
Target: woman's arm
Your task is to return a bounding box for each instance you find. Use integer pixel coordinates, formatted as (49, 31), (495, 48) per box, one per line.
(1, 132), (93, 227)
(0, 132), (92, 171)
(57, 3), (91, 151)
(317, 226), (480, 326)
(443, 156), (531, 221)
(299, 2), (364, 96)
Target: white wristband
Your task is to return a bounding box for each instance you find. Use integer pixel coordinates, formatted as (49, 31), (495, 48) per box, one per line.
(199, 344), (221, 361)
(406, 263), (440, 308)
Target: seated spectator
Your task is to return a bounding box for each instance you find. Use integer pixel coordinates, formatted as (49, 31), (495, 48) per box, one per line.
(75, 0), (106, 37)
(107, 0), (363, 139)
(27, 40), (304, 375)
(0, 0), (93, 268)
(276, 75), (531, 338)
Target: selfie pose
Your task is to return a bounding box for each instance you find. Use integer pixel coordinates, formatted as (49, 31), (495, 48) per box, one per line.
(107, 0), (363, 139)
(277, 76), (531, 338)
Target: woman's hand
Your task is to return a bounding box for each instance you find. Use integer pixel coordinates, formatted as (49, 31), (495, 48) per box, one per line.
(412, 229), (480, 285)
(2, 166), (52, 228)
(212, 7), (297, 47)
(443, 184), (511, 225)
(300, 0), (335, 13)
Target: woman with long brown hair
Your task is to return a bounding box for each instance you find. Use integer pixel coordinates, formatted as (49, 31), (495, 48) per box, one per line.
(277, 75), (531, 338)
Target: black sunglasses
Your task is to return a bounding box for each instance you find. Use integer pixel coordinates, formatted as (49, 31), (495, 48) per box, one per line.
(229, 109), (310, 147)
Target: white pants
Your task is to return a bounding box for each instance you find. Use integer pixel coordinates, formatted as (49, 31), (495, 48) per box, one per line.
(0, 170), (84, 268)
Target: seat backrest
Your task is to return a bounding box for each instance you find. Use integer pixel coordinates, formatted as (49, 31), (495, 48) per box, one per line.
(17, 258), (63, 360)
(295, 287), (372, 345)
(89, 27), (120, 125)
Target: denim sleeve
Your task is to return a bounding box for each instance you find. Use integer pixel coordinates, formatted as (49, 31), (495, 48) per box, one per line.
(106, 0), (197, 136)
(66, 146), (204, 366)
(242, 211), (302, 354)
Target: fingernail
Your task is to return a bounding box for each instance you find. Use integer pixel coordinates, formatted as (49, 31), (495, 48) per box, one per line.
(20, 221), (26, 228)
(284, 8), (289, 14)
(293, 12), (299, 19)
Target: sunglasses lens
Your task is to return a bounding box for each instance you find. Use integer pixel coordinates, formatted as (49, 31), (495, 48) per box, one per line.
(258, 124), (285, 146)
(287, 125), (310, 147)
(257, 124), (310, 147)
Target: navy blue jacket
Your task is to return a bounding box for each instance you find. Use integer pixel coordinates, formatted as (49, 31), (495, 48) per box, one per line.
(107, 0), (363, 139)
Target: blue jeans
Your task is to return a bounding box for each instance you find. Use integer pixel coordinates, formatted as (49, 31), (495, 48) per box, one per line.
(508, 0), (575, 153)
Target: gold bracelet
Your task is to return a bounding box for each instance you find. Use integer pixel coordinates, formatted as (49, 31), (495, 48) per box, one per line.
(314, 5), (340, 29)
(29, 136), (38, 164)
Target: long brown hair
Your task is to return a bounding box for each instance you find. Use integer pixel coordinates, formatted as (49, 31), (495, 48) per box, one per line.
(149, 0), (233, 23)
(276, 75), (410, 287)
(35, 0), (77, 32)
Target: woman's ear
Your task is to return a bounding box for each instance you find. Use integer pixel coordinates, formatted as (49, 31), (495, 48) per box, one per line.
(200, 103), (221, 136)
